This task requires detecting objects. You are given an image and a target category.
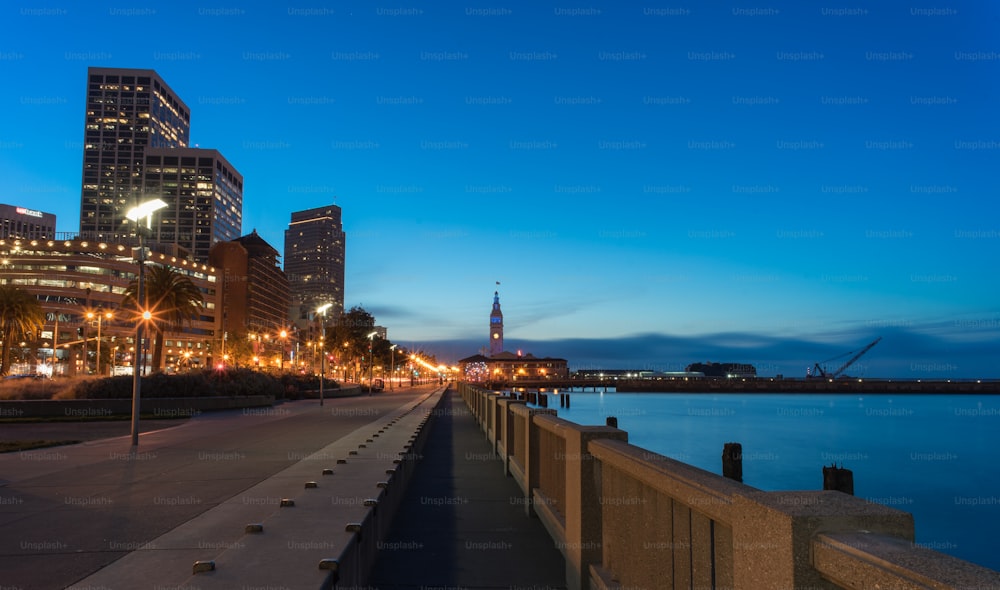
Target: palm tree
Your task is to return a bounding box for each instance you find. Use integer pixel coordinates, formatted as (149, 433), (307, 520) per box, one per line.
(123, 265), (204, 373)
(0, 284), (45, 376)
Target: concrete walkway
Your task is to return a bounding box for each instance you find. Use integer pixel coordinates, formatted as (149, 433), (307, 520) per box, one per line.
(70, 386), (444, 590)
(0, 388), (435, 590)
(369, 389), (566, 589)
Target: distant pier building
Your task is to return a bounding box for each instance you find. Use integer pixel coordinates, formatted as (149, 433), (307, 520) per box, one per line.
(460, 289), (568, 383)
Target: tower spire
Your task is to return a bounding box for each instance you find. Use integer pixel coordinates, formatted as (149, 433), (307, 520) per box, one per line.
(489, 288), (504, 356)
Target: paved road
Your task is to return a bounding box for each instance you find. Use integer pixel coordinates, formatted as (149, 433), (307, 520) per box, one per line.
(0, 388), (432, 590)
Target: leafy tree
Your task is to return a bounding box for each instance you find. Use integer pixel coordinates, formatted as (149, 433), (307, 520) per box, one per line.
(122, 264), (204, 373)
(328, 306), (409, 382)
(328, 306), (372, 377)
(0, 285), (45, 376)
(220, 330), (256, 368)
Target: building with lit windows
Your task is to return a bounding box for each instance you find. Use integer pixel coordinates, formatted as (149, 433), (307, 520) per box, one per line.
(0, 237), (219, 375)
(79, 67), (190, 242)
(459, 351), (570, 384)
(283, 204), (345, 332)
(209, 231), (290, 367)
(0, 204), (56, 240)
(142, 148), (243, 263)
(78, 68), (243, 266)
(458, 290), (569, 384)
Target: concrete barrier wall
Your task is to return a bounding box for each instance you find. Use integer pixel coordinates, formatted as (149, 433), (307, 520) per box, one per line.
(458, 382), (1000, 590)
(329, 388), (442, 588)
(534, 415), (567, 521)
(300, 384), (363, 399)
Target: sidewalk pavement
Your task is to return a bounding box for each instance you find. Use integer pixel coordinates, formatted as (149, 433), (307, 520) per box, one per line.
(369, 388), (567, 589)
(66, 387), (444, 590)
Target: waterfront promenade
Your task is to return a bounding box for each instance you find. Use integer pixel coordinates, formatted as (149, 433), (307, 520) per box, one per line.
(2, 385), (569, 589)
(5, 382), (1000, 589)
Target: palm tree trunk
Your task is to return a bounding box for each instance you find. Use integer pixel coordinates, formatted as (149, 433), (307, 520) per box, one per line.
(151, 331), (164, 373)
(1, 327), (13, 376)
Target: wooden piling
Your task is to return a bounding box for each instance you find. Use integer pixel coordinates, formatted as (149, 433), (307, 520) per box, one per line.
(722, 442), (743, 483)
(606, 416), (618, 428)
(822, 464), (854, 495)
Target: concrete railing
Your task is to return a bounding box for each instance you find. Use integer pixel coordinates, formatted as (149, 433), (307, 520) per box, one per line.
(458, 382), (1000, 590)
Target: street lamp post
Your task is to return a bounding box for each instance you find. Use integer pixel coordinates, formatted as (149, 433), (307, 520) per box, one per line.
(86, 309), (113, 376)
(279, 329), (288, 371)
(342, 342), (349, 381)
(389, 344), (397, 391)
(316, 303), (332, 406)
(367, 331), (377, 393)
(126, 198), (167, 447)
(85, 311), (96, 375)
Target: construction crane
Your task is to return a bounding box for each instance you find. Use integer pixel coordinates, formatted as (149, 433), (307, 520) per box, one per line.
(809, 337), (882, 379)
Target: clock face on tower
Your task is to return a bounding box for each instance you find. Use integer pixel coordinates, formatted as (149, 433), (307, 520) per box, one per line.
(493, 333), (499, 339)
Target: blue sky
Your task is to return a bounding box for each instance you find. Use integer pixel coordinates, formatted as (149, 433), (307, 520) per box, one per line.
(1, 1), (998, 377)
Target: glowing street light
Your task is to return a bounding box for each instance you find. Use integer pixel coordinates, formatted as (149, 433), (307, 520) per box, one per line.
(126, 199), (168, 226)
(126, 197), (167, 447)
(316, 303), (332, 406)
(279, 329), (288, 371)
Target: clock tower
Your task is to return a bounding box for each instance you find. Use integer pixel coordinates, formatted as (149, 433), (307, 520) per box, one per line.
(489, 290), (504, 356)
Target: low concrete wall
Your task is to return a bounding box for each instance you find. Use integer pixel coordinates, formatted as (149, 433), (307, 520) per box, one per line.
(458, 382), (1000, 590)
(0, 395), (275, 419)
(299, 384), (363, 399)
(325, 387), (445, 588)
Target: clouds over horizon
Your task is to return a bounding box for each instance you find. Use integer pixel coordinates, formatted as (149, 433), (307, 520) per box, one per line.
(419, 324), (999, 379)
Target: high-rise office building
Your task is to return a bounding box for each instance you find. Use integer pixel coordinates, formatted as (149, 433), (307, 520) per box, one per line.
(143, 148), (243, 263)
(79, 67), (190, 241)
(284, 204), (346, 330)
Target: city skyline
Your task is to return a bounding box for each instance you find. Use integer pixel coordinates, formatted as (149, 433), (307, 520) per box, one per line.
(1, 2), (997, 377)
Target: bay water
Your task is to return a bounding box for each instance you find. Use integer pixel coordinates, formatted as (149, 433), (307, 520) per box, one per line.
(549, 391), (1000, 571)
